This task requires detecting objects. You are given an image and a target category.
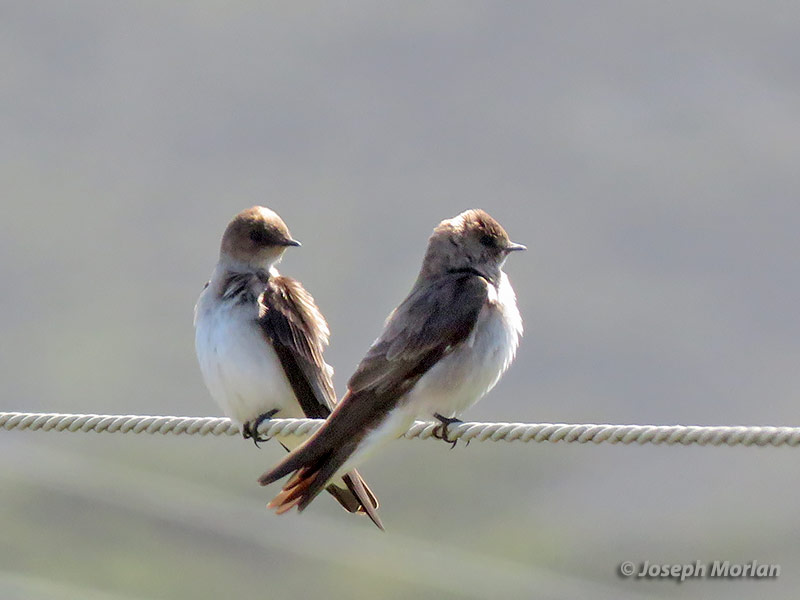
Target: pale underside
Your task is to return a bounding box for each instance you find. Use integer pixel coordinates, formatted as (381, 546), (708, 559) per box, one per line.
(339, 271), (522, 474)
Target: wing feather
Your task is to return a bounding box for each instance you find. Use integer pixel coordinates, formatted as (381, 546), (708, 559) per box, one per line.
(257, 276), (336, 418)
(258, 272), (489, 499)
(257, 275), (381, 526)
(348, 272), (489, 398)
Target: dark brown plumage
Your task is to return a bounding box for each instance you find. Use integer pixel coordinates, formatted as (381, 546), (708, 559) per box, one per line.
(255, 274), (382, 529)
(258, 209), (525, 519)
(259, 272), (489, 512)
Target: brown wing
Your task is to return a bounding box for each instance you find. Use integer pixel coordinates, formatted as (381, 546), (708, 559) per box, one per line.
(258, 275), (382, 527)
(258, 276), (336, 419)
(347, 271), (490, 399)
(258, 272), (489, 508)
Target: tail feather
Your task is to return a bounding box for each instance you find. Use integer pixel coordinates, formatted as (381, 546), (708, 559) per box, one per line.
(325, 470), (383, 530)
(345, 470), (380, 514)
(323, 483), (361, 512)
(280, 471), (316, 506)
(275, 440), (382, 528)
(260, 390), (386, 527)
(298, 447), (352, 511)
(341, 470), (383, 530)
(260, 435), (337, 487)
(260, 389), (385, 487)
(262, 443), (363, 524)
(270, 488), (305, 514)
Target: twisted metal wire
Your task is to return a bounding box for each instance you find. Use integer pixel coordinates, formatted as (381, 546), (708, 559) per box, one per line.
(2, 412), (799, 447)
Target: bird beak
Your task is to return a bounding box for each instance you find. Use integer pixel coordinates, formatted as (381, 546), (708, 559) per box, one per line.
(283, 239), (302, 247)
(505, 242), (527, 252)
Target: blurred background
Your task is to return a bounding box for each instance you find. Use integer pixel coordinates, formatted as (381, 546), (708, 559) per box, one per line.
(2, 2), (799, 598)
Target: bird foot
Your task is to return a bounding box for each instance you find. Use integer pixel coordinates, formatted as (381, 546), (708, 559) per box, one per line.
(432, 413), (463, 449)
(242, 409), (280, 448)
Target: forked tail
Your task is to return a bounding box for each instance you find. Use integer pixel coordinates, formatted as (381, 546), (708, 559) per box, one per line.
(276, 435), (381, 529)
(261, 415), (375, 518)
(261, 389), (388, 528)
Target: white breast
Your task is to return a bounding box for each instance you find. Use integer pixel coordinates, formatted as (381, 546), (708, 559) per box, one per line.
(404, 271), (522, 420)
(194, 287), (301, 425)
(339, 272), (523, 476)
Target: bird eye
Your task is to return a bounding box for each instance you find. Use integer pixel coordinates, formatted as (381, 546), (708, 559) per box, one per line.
(479, 234), (495, 248)
(249, 229), (266, 244)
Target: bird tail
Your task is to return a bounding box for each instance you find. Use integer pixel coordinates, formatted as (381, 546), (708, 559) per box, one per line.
(260, 412), (372, 514)
(325, 470), (383, 530)
(261, 438), (356, 514)
(261, 389), (392, 528)
(277, 439), (382, 529)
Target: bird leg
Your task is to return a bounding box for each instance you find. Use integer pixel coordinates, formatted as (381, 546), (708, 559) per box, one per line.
(432, 413), (463, 449)
(242, 408), (280, 447)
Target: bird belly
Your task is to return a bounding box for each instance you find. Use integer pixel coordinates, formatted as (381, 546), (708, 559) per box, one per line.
(337, 277), (522, 476)
(336, 309), (518, 476)
(405, 274), (522, 420)
(194, 299), (301, 425)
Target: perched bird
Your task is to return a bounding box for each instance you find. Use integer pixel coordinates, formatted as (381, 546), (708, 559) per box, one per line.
(194, 206), (382, 529)
(259, 209), (525, 516)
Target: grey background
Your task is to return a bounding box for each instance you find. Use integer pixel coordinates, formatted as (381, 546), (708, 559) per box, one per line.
(2, 2), (799, 598)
